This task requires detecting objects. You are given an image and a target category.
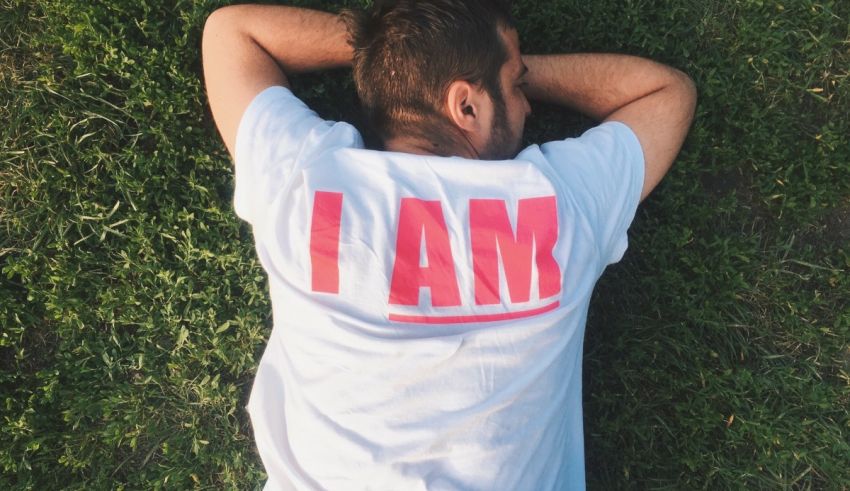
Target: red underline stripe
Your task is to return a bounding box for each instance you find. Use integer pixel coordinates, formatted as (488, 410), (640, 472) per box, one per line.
(389, 300), (560, 324)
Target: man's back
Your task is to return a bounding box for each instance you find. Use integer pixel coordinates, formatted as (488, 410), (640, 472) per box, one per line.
(236, 86), (644, 489)
(202, 1), (694, 488)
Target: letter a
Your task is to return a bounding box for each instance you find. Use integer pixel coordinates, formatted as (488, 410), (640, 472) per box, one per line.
(389, 198), (461, 307)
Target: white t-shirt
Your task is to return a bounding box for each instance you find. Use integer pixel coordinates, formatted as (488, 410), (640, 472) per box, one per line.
(235, 86), (644, 491)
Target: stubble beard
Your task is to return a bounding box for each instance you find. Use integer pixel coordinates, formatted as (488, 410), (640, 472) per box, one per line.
(482, 94), (521, 160)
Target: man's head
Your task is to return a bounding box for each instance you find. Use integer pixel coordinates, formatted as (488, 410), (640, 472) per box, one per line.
(343, 0), (531, 159)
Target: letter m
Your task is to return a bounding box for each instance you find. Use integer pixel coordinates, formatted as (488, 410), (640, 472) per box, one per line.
(469, 196), (560, 305)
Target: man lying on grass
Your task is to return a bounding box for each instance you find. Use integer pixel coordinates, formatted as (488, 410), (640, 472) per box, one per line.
(202, 1), (696, 489)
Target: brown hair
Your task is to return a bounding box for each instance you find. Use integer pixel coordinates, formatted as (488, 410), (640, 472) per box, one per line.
(342, 0), (515, 143)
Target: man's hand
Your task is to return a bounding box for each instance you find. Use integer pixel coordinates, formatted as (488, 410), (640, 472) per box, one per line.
(202, 5), (352, 159)
(522, 54), (697, 201)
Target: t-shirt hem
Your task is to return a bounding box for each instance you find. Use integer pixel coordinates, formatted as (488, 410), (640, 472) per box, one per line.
(603, 120), (645, 263)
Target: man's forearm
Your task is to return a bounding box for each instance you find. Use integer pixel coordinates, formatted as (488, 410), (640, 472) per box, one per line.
(522, 52), (696, 201)
(210, 4), (352, 78)
(202, 4), (352, 156)
(522, 53), (691, 121)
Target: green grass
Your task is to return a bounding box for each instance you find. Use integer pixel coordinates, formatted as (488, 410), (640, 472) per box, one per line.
(1, 0), (848, 488)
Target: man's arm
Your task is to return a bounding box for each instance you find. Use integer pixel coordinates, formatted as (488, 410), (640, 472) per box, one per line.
(522, 54), (697, 201)
(201, 4), (352, 158)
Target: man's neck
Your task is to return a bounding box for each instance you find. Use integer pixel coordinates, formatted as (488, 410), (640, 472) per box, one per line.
(382, 137), (474, 159)
(383, 123), (479, 159)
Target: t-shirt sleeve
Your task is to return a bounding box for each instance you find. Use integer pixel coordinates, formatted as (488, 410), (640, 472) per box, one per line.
(233, 85), (363, 227)
(539, 121), (645, 266)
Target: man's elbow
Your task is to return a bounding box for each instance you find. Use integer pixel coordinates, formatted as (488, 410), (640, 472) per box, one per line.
(204, 7), (223, 33)
(204, 6), (243, 38)
(672, 69), (698, 121)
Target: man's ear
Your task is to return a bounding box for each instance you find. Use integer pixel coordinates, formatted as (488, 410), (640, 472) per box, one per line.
(445, 80), (486, 132)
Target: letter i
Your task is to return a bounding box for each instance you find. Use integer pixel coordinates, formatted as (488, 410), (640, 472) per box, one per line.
(310, 191), (343, 294)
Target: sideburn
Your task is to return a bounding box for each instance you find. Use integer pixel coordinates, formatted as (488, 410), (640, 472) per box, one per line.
(482, 88), (515, 160)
